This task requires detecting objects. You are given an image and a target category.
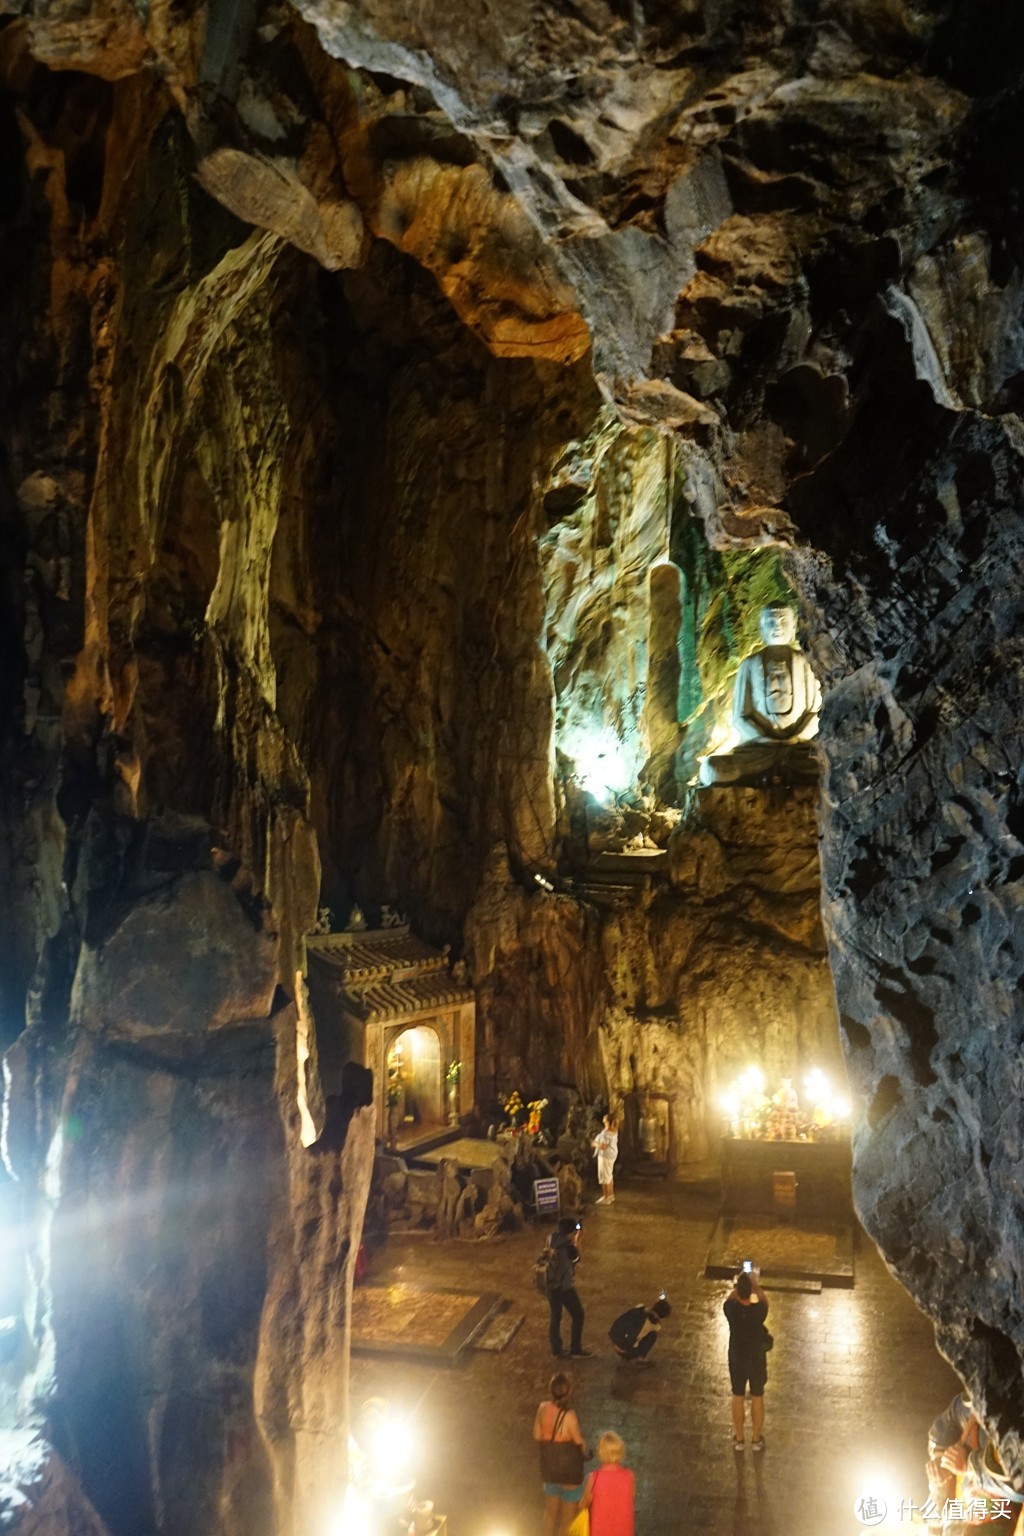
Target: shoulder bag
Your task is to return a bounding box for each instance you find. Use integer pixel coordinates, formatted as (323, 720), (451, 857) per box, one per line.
(539, 1408), (585, 1486)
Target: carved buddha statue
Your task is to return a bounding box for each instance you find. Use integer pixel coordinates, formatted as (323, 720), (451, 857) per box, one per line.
(699, 603), (821, 786)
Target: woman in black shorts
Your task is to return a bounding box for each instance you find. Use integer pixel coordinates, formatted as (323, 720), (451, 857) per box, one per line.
(723, 1267), (770, 1452)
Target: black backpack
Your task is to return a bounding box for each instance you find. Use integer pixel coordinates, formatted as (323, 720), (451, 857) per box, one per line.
(533, 1246), (557, 1295)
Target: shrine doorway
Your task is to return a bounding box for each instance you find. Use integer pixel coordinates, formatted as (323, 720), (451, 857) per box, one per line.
(386, 1024), (444, 1143)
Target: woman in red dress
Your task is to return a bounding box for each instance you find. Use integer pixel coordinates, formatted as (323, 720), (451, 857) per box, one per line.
(580, 1431), (634, 1536)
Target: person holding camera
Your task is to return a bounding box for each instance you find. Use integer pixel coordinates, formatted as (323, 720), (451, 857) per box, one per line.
(547, 1216), (592, 1359)
(724, 1263), (770, 1451)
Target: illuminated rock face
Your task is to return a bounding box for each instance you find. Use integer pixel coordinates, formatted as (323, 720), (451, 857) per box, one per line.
(539, 422), (676, 798)
(2, 0), (1024, 1519)
(2, 817), (375, 1536)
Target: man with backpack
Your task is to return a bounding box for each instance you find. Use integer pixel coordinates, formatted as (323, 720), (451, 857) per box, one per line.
(538, 1217), (593, 1359)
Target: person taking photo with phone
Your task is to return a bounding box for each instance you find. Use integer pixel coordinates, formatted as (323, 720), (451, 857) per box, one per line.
(724, 1263), (770, 1451)
(546, 1217), (592, 1359)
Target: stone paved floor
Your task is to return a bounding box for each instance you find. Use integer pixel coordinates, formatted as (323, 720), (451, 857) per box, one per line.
(352, 1178), (959, 1536)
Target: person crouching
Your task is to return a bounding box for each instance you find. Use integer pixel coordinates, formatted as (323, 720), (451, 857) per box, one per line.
(608, 1295), (671, 1366)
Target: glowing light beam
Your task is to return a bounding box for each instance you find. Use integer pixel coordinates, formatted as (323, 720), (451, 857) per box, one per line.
(568, 727), (635, 801)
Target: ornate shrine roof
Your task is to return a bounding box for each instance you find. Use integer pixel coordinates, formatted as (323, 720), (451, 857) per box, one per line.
(307, 926), (473, 1022)
(345, 969), (473, 1022)
(307, 926), (445, 981)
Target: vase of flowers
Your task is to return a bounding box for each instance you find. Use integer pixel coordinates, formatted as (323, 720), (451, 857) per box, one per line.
(386, 1063), (404, 1149)
(445, 1060), (462, 1126)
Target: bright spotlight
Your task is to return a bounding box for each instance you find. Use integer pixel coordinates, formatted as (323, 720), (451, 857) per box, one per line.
(569, 727), (634, 801)
(359, 1408), (416, 1499)
(369, 1412), (414, 1472)
(804, 1067), (828, 1099)
(330, 1485), (371, 1536)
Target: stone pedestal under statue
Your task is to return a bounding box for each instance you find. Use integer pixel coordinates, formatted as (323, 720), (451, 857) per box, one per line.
(700, 603), (822, 786)
(721, 1135), (853, 1219)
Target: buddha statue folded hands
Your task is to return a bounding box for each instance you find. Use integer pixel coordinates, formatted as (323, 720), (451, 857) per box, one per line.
(699, 604), (822, 786)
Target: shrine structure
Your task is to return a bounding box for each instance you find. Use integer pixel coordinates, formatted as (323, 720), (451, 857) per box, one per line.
(306, 926), (476, 1149)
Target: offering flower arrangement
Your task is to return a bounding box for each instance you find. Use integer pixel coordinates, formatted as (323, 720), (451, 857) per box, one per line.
(500, 1090), (550, 1136)
(503, 1090), (524, 1123)
(526, 1097), (549, 1135)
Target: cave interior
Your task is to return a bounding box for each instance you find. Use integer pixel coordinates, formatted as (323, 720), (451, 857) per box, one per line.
(2, 2), (1024, 1533)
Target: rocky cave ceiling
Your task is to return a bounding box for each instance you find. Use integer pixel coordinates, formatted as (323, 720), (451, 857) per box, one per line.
(2, 0), (1024, 1530)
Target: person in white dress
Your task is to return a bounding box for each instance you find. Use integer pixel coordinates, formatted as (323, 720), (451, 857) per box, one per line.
(593, 1114), (619, 1205)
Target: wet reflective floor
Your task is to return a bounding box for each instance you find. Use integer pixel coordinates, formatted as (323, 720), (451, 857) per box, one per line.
(351, 1178), (959, 1536)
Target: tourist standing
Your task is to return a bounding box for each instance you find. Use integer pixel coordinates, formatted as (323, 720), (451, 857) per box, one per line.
(580, 1432), (635, 1536)
(546, 1218), (592, 1358)
(723, 1266), (770, 1450)
(534, 1371), (587, 1536)
(593, 1114), (619, 1204)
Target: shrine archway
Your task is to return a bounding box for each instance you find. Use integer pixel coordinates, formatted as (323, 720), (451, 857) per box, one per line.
(385, 1024), (444, 1141)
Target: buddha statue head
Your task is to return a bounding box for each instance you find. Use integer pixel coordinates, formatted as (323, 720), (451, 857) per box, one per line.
(758, 602), (798, 648)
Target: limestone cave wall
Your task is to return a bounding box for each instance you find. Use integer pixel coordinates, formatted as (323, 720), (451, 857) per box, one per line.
(2, 0), (1024, 1526)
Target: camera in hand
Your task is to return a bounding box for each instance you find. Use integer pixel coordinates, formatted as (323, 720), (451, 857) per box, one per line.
(742, 1259), (753, 1273)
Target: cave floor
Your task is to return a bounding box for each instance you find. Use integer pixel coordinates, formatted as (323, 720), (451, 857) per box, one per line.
(352, 1178), (959, 1536)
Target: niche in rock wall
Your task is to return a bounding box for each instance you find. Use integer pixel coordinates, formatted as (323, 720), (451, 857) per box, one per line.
(644, 559), (684, 795)
(671, 529), (798, 794)
(592, 786), (845, 1169)
(542, 421), (681, 831)
(387, 1025), (442, 1131)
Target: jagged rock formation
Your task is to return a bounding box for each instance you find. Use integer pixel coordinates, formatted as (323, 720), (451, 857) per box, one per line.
(2, 815), (374, 1536)
(2, 0), (1024, 1526)
(0, 1432), (113, 1536)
